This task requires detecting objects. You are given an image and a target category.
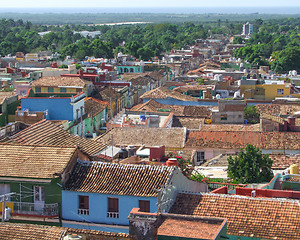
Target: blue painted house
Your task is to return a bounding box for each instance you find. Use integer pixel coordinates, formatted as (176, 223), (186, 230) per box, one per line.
(62, 160), (208, 226)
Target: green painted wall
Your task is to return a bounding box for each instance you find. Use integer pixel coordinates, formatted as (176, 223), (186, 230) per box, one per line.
(228, 235), (260, 240)
(281, 181), (300, 191)
(0, 113), (7, 126)
(0, 178), (62, 208)
(7, 100), (20, 115)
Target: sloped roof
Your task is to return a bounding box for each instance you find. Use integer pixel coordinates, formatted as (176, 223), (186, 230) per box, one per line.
(169, 193), (300, 240)
(199, 124), (260, 132)
(199, 61), (221, 70)
(95, 87), (121, 101)
(64, 161), (174, 197)
(140, 87), (199, 102)
(31, 76), (89, 88)
(130, 75), (156, 87)
(95, 127), (186, 148)
(67, 228), (130, 240)
(172, 116), (205, 129)
(183, 105), (211, 117)
(0, 91), (17, 104)
(0, 144), (77, 179)
(8, 120), (106, 156)
(256, 104), (300, 116)
(130, 100), (211, 117)
(269, 154), (300, 169)
(0, 223), (66, 240)
(158, 216), (225, 240)
(0, 223), (131, 240)
(84, 97), (108, 117)
(173, 85), (215, 93)
(186, 130), (300, 150)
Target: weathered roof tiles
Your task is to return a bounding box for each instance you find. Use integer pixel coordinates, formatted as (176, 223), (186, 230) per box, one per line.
(0, 144), (77, 179)
(169, 193), (300, 240)
(64, 161), (174, 197)
(8, 119), (106, 156)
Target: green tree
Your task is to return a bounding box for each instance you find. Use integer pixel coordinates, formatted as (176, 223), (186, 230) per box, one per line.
(271, 46), (300, 73)
(227, 144), (273, 184)
(244, 105), (260, 124)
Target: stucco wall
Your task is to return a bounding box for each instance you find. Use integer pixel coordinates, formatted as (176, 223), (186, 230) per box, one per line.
(21, 98), (73, 120)
(62, 191), (157, 225)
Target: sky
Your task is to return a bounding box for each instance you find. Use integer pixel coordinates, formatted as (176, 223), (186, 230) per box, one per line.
(3, 0), (300, 8)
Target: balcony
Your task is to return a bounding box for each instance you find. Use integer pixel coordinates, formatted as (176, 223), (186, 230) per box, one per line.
(78, 209), (89, 215)
(12, 202), (59, 217)
(107, 212), (119, 218)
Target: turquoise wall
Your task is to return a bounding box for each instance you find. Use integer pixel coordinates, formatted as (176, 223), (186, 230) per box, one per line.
(62, 190), (157, 225)
(117, 66), (142, 73)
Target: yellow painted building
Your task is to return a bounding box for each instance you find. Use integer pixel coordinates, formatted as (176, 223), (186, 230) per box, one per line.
(241, 81), (296, 100)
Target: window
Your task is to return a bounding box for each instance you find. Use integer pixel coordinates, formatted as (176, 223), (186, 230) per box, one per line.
(139, 200), (150, 212)
(107, 197), (119, 218)
(35, 87), (41, 93)
(60, 88), (66, 93)
(221, 114), (227, 121)
(48, 87), (54, 93)
(78, 195), (89, 215)
(0, 184), (10, 196)
(277, 89), (284, 95)
(196, 151), (205, 164)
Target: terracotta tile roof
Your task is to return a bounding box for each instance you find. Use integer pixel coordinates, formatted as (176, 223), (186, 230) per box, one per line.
(67, 228), (131, 239)
(173, 85), (215, 93)
(122, 71), (165, 82)
(31, 76), (89, 88)
(187, 68), (206, 75)
(95, 127), (186, 148)
(8, 120), (107, 156)
(186, 130), (300, 150)
(169, 193), (300, 240)
(130, 75), (156, 87)
(183, 106), (211, 117)
(130, 100), (211, 117)
(158, 215), (225, 240)
(172, 116), (205, 129)
(0, 91), (17, 104)
(95, 87), (121, 101)
(199, 61), (221, 70)
(0, 223), (66, 240)
(140, 87), (199, 102)
(256, 104), (300, 116)
(64, 161), (174, 197)
(84, 97), (108, 117)
(269, 154), (300, 169)
(199, 124), (260, 132)
(0, 223), (131, 240)
(130, 99), (168, 112)
(0, 144), (77, 179)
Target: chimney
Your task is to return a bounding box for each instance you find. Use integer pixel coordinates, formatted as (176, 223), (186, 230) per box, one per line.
(52, 62), (58, 68)
(78, 69), (84, 77)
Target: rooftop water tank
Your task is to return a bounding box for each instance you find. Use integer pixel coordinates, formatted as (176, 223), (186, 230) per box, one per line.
(166, 158), (179, 167)
(128, 145), (136, 157)
(118, 147), (128, 159)
(290, 164), (299, 175)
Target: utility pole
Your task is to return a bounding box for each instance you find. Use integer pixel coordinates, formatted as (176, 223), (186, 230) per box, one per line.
(1, 193), (15, 222)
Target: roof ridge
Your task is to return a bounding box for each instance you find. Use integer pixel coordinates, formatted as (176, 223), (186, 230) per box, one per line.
(77, 159), (175, 172)
(179, 191), (300, 204)
(0, 142), (78, 150)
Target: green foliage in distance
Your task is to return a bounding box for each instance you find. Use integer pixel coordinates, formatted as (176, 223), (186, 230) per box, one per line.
(244, 105), (260, 124)
(227, 144), (273, 184)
